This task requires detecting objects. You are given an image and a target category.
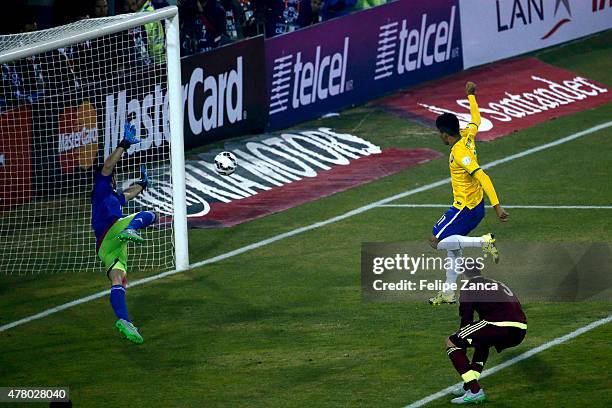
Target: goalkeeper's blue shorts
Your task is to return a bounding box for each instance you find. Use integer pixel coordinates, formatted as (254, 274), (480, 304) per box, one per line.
(432, 200), (485, 240)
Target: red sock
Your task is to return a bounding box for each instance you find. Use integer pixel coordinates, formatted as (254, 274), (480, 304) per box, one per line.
(466, 380), (481, 393)
(447, 346), (471, 374)
(472, 347), (489, 374)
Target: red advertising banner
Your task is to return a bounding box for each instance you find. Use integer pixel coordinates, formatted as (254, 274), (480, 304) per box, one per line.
(191, 148), (441, 227)
(143, 127), (442, 228)
(378, 57), (612, 141)
(0, 105), (33, 210)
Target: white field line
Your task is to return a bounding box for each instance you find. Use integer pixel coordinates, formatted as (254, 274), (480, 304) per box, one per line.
(379, 204), (612, 209)
(403, 315), (612, 408)
(1, 120), (611, 333)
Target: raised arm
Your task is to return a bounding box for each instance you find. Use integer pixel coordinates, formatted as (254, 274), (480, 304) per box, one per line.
(123, 185), (144, 201)
(465, 81), (481, 128)
(101, 121), (138, 176)
(101, 145), (126, 176)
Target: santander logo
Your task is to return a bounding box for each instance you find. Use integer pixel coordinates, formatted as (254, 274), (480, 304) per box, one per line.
(418, 103), (495, 133)
(418, 75), (607, 134)
(378, 58), (612, 142)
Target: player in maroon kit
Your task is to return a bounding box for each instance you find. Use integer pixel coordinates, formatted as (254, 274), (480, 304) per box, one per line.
(445, 266), (527, 404)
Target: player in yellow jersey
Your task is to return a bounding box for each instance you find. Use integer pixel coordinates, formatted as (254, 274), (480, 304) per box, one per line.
(429, 82), (509, 306)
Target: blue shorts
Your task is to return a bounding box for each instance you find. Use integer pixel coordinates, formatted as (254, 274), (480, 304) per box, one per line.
(432, 200), (485, 240)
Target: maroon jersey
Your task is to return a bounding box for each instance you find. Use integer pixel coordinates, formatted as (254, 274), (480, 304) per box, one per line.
(459, 276), (527, 328)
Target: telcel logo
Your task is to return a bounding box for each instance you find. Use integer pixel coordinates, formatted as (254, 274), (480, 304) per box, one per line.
(375, 6), (457, 80)
(292, 37), (349, 109)
(269, 37), (349, 114)
(397, 5), (456, 73)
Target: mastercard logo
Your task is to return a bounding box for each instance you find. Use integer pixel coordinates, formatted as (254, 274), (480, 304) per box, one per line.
(57, 101), (99, 174)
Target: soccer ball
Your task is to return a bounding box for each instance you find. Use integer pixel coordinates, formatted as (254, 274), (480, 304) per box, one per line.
(214, 151), (237, 176)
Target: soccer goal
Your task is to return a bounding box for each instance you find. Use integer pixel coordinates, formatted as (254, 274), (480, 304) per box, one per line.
(0, 7), (188, 274)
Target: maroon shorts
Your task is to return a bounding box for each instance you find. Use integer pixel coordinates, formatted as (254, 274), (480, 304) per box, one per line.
(450, 321), (526, 353)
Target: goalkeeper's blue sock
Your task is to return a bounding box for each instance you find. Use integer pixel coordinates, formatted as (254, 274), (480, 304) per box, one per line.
(127, 211), (156, 230)
(110, 285), (130, 321)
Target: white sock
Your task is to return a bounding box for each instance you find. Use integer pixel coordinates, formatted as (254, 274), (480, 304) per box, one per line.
(444, 249), (463, 295)
(437, 235), (483, 250)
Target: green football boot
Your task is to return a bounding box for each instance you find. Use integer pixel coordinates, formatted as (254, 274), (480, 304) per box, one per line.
(451, 389), (486, 404)
(115, 319), (144, 344)
(117, 228), (145, 245)
(452, 385), (469, 396)
(429, 291), (457, 305)
(481, 233), (499, 264)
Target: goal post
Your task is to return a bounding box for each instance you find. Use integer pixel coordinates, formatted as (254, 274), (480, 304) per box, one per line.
(0, 7), (189, 274)
(165, 12), (189, 272)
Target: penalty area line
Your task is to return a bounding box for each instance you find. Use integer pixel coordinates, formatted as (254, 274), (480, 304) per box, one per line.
(403, 315), (612, 408)
(1, 120), (611, 333)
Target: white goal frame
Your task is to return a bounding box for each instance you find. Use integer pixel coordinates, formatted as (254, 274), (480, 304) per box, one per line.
(0, 6), (189, 272)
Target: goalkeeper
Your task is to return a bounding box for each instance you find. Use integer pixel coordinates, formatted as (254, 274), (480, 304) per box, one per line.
(91, 121), (156, 344)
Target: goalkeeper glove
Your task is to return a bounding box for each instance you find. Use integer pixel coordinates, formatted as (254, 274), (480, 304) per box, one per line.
(136, 165), (150, 190)
(119, 121), (139, 149)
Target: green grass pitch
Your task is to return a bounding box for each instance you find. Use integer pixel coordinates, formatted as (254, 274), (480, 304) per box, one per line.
(1, 31), (611, 407)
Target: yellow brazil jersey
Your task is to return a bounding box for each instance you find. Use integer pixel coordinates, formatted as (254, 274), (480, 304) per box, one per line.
(449, 123), (483, 209)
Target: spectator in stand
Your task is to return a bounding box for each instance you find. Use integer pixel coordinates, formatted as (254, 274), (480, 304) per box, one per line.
(54, 46), (82, 91)
(78, 0), (130, 87)
(0, 14), (45, 110)
(178, 0), (227, 56)
(265, 0), (312, 38)
(94, 0), (109, 18)
(127, 0), (166, 64)
(0, 62), (28, 109)
(240, 0), (266, 37)
(220, 0), (246, 42)
(20, 19), (39, 33)
(311, 0), (356, 22)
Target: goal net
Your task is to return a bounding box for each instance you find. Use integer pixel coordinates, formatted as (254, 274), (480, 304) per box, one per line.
(0, 7), (188, 275)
